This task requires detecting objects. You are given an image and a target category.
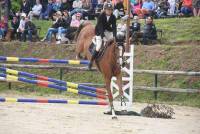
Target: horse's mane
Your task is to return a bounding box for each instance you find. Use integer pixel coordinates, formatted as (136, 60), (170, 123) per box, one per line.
(74, 21), (92, 41)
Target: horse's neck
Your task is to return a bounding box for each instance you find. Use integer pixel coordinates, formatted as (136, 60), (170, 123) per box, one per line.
(104, 43), (117, 63)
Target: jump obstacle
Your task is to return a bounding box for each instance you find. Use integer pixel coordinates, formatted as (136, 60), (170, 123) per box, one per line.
(0, 73), (107, 99)
(0, 56), (90, 65)
(0, 97), (108, 105)
(0, 67), (106, 94)
(0, 45), (134, 106)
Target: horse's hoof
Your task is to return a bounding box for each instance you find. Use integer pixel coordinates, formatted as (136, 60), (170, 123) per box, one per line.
(112, 116), (118, 120)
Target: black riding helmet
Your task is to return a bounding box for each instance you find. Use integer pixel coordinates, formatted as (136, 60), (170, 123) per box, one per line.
(104, 3), (113, 10)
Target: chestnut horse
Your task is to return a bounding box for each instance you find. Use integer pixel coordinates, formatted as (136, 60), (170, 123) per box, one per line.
(75, 22), (125, 119)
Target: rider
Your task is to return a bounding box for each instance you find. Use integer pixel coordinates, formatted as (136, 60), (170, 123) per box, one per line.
(88, 3), (117, 69)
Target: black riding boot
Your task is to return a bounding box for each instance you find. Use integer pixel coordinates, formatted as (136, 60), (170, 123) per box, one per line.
(88, 50), (98, 70)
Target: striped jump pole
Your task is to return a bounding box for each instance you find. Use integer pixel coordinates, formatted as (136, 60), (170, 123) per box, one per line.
(0, 56), (90, 65)
(0, 97), (108, 105)
(0, 73), (107, 100)
(0, 67), (106, 95)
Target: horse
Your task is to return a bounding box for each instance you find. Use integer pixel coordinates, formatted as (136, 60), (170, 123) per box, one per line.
(75, 22), (125, 119)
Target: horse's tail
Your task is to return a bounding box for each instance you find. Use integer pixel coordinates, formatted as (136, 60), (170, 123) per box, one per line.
(74, 21), (92, 41)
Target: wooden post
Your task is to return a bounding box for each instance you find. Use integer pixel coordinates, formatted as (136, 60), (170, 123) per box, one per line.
(59, 68), (63, 81)
(8, 82), (12, 89)
(154, 74), (158, 100)
(59, 68), (63, 93)
(125, 0), (131, 52)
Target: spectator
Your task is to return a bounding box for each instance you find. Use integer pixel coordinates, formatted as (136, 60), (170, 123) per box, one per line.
(28, 0), (36, 8)
(73, 0), (83, 9)
(0, 16), (7, 39)
(135, 0), (155, 18)
(70, 0), (83, 16)
(104, 0), (112, 6)
(82, 0), (91, 10)
(65, 13), (83, 41)
(95, 0), (104, 15)
(56, 10), (72, 44)
(156, 0), (170, 18)
(70, 13), (83, 28)
(20, 0), (31, 15)
(142, 16), (157, 45)
(130, 16), (141, 43)
(40, 0), (54, 20)
(193, 0), (200, 16)
(28, 0), (42, 20)
(91, 0), (98, 10)
(168, 0), (176, 15)
(131, 0), (142, 15)
(179, 0), (192, 16)
(61, 0), (72, 11)
(40, 0), (49, 12)
(113, 0), (125, 18)
(15, 12), (21, 20)
(52, 0), (62, 12)
(41, 11), (64, 42)
(11, 16), (20, 40)
(131, 16), (141, 33)
(116, 15), (128, 46)
(17, 13), (27, 41)
(97, 0), (104, 8)
(22, 17), (38, 42)
(82, 0), (92, 19)
(176, 0), (183, 13)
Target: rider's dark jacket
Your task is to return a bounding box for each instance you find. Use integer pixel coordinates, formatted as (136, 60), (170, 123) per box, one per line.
(95, 12), (117, 38)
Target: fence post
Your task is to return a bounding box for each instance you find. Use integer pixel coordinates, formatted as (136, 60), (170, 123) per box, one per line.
(59, 68), (63, 93)
(59, 68), (63, 81)
(8, 82), (12, 89)
(154, 74), (158, 100)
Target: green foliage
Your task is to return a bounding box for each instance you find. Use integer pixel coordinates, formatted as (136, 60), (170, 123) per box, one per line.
(11, 0), (22, 12)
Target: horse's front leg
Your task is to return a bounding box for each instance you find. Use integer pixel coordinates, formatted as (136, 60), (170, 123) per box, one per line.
(105, 77), (117, 119)
(116, 73), (126, 110)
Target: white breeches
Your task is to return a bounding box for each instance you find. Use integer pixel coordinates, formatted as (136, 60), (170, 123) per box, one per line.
(118, 45), (123, 65)
(95, 31), (113, 51)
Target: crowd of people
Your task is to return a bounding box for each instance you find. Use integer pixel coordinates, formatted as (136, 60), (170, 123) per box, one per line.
(0, 0), (199, 44)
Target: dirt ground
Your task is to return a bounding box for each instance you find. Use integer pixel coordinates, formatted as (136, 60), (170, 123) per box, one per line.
(0, 100), (200, 134)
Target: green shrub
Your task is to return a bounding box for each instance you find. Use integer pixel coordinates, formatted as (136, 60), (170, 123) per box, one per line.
(11, 0), (22, 12)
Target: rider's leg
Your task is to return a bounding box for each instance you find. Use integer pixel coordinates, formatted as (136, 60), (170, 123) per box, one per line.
(88, 36), (102, 69)
(118, 45), (123, 65)
(104, 31), (113, 41)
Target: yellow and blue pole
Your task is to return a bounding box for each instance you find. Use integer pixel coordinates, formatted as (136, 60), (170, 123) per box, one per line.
(0, 97), (108, 105)
(0, 73), (107, 99)
(0, 67), (106, 95)
(0, 56), (90, 65)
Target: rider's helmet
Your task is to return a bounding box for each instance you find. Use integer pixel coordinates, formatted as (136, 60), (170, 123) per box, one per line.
(104, 3), (113, 10)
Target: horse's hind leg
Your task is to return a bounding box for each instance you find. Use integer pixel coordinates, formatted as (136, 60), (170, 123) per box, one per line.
(76, 52), (82, 59)
(75, 45), (83, 59)
(105, 77), (117, 119)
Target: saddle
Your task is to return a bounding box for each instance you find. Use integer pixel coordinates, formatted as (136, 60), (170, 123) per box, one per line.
(89, 39), (114, 62)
